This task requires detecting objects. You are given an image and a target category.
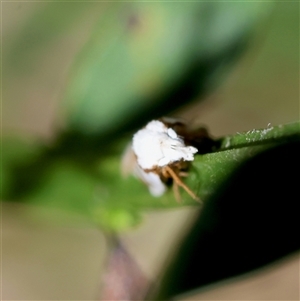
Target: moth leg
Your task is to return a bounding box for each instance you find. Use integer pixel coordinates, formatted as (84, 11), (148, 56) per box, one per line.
(161, 166), (181, 202)
(164, 166), (201, 203)
(172, 181), (182, 203)
(178, 171), (189, 177)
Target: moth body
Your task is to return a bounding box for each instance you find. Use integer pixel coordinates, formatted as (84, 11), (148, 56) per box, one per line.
(122, 118), (216, 202)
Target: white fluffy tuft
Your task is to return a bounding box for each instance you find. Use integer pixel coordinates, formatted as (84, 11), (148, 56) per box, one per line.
(132, 120), (198, 169)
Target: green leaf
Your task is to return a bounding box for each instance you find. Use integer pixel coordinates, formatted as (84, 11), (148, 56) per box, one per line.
(62, 2), (271, 134)
(3, 122), (299, 232)
(27, 160), (97, 217)
(150, 138), (300, 300)
(219, 122), (300, 150)
(189, 122), (300, 201)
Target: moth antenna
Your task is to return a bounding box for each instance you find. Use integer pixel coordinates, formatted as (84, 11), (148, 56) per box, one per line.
(164, 166), (201, 203)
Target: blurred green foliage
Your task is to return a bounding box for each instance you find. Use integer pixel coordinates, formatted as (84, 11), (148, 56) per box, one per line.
(3, 121), (299, 232)
(3, 2), (300, 299)
(2, 2), (281, 233)
(62, 2), (270, 134)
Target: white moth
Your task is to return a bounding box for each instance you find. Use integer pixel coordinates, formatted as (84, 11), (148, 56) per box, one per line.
(122, 118), (215, 202)
(133, 120), (198, 170)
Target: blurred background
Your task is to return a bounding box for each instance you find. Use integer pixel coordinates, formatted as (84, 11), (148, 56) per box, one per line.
(2, 1), (299, 300)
